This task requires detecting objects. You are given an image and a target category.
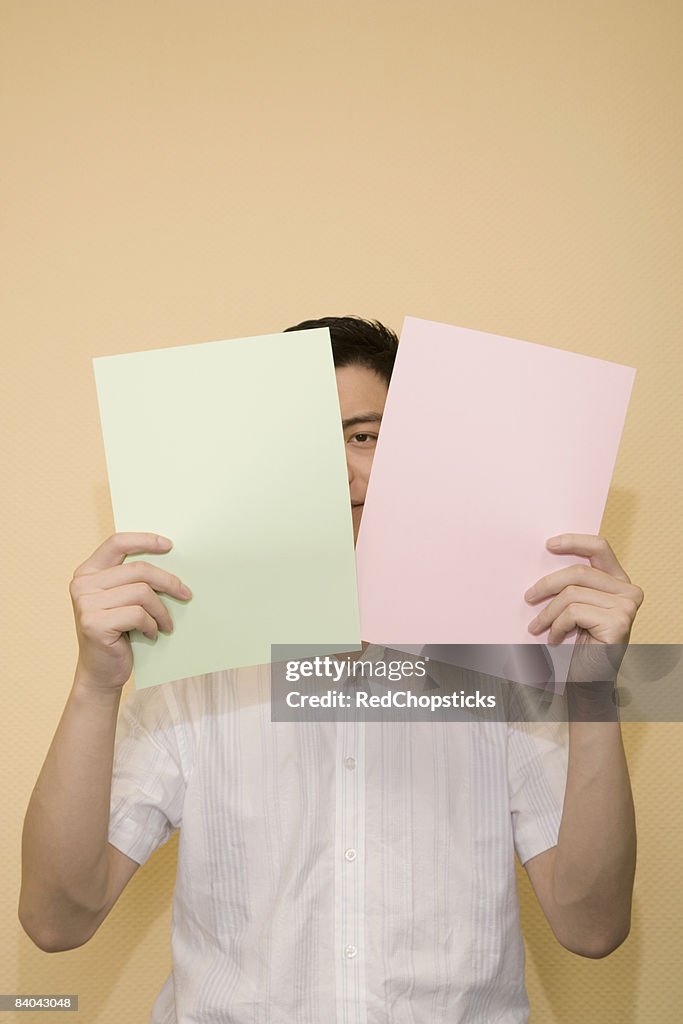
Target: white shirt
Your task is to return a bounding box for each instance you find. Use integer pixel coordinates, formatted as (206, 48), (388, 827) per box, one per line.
(108, 646), (569, 1024)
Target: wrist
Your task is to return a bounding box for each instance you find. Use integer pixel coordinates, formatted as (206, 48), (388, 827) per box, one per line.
(71, 668), (125, 710)
(566, 679), (619, 722)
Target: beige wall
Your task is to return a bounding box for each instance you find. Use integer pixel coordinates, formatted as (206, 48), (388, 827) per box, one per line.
(3, 1), (682, 1021)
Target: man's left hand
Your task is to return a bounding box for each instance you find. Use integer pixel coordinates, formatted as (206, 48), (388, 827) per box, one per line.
(524, 533), (644, 647)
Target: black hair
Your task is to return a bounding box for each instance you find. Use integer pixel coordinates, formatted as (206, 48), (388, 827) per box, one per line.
(283, 315), (398, 386)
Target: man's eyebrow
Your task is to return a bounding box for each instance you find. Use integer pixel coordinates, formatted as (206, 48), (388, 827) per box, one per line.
(341, 412), (383, 429)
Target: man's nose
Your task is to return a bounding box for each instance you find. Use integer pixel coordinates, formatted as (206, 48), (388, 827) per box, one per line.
(346, 455), (354, 485)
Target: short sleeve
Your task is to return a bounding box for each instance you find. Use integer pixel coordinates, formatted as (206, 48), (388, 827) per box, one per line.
(507, 713), (569, 866)
(108, 683), (187, 866)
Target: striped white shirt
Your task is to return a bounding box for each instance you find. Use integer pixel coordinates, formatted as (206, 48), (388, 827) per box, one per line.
(108, 646), (569, 1024)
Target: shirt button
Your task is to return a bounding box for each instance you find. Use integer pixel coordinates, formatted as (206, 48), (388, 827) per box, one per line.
(344, 848), (357, 862)
(344, 944), (358, 959)
(344, 756), (356, 770)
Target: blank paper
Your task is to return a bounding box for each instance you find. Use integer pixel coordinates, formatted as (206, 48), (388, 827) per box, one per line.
(355, 317), (636, 687)
(93, 328), (361, 688)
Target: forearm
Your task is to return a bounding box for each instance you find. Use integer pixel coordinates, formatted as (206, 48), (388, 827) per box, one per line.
(552, 714), (636, 952)
(19, 669), (122, 949)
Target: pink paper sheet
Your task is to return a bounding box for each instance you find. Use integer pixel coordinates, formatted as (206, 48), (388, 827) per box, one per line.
(355, 317), (636, 689)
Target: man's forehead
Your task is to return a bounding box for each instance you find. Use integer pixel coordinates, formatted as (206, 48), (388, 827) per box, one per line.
(335, 363), (388, 411)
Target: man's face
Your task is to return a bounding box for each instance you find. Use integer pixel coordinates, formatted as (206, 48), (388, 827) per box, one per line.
(334, 363), (388, 544)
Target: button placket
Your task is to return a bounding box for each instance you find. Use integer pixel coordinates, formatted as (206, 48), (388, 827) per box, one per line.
(334, 713), (368, 1022)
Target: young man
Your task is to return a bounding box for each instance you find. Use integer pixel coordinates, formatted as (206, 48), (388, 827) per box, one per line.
(20, 316), (642, 1023)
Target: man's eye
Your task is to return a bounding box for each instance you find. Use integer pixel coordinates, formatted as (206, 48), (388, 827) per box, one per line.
(351, 433), (377, 445)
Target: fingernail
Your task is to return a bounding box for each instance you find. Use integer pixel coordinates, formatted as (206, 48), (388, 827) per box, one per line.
(180, 584), (192, 598)
(546, 537), (562, 549)
(158, 536), (173, 548)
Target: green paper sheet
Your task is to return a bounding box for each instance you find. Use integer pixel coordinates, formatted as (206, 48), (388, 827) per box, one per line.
(92, 329), (361, 688)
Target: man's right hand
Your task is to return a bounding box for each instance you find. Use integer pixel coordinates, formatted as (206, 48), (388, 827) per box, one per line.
(69, 533), (192, 691)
